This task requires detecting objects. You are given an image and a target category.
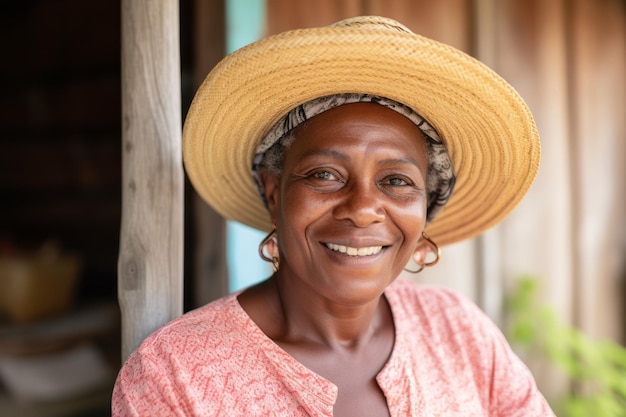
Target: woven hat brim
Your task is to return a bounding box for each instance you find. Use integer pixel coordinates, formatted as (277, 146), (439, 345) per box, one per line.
(183, 24), (540, 247)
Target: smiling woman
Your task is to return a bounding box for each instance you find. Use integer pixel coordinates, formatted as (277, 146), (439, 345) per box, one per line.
(112, 16), (554, 417)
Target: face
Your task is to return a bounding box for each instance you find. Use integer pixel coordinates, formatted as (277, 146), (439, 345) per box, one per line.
(261, 102), (429, 305)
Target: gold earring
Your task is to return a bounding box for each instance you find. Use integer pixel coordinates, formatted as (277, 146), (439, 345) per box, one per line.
(258, 224), (279, 272)
(404, 232), (440, 274)
(404, 263), (424, 274)
(421, 232), (441, 268)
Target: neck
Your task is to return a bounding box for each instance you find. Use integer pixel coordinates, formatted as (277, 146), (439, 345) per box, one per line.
(271, 273), (390, 350)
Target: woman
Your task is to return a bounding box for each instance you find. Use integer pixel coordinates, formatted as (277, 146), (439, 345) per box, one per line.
(113, 16), (555, 416)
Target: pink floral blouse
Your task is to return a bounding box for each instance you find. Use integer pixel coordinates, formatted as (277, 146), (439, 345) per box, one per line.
(112, 279), (555, 416)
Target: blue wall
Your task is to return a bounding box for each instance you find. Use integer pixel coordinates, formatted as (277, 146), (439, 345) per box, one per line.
(225, 0), (271, 292)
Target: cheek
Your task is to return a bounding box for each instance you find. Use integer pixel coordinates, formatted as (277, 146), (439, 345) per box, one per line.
(276, 185), (324, 243)
(396, 202), (428, 242)
(274, 188), (327, 271)
(279, 183), (330, 221)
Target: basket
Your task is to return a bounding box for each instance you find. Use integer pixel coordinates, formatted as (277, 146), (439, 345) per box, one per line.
(0, 246), (81, 324)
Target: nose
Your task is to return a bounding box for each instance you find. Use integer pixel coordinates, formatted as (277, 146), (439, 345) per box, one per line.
(332, 182), (386, 227)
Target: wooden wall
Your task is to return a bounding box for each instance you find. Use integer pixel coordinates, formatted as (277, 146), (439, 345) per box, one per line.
(0, 1), (123, 301)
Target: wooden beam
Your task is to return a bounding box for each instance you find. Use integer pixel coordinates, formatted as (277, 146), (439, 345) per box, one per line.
(118, 0), (184, 361)
(189, 0), (230, 308)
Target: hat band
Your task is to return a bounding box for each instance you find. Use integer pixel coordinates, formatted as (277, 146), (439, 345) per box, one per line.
(252, 93), (456, 222)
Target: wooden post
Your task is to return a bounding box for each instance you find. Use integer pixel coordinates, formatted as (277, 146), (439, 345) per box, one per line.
(118, 0), (183, 361)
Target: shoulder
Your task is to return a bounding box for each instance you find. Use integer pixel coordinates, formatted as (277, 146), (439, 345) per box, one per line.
(386, 279), (503, 347)
(386, 279), (483, 318)
(385, 280), (555, 416)
(114, 293), (254, 394)
(112, 293), (271, 416)
(126, 293), (245, 365)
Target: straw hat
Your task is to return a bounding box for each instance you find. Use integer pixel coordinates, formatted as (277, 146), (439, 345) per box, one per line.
(183, 16), (540, 247)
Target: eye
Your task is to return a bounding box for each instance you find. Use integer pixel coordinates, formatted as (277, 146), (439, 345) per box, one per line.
(301, 168), (345, 192)
(382, 175), (412, 187)
(387, 177), (409, 186)
(312, 170), (338, 181)
(379, 174), (425, 199)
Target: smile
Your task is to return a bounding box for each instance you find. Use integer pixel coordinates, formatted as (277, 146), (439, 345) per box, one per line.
(324, 243), (383, 257)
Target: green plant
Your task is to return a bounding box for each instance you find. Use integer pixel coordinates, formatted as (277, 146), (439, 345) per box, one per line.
(507, 276), (626, 417)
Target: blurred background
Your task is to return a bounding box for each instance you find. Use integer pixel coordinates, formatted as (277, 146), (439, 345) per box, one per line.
(0, 0), (624, 416)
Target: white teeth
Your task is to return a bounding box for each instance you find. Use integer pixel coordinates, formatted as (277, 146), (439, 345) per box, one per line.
(325, 243), (383, 256)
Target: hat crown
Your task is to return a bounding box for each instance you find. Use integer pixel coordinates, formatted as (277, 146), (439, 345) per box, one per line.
(330, 16), (413, 34)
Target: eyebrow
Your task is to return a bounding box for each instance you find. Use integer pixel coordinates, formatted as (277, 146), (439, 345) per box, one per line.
(298, 148), (349, 161)
(377, 157), (422, 169)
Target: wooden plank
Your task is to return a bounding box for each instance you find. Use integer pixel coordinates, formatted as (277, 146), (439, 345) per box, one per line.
(0, 140), (120, 190)
(0, 78), (120, 130)
(472, 0), (505, 323)
(569, 0), (626, 343)
(190, 0), (230, 307)
(118, 0), (184, 360)
(366, 0), (471, 51)
(492, 0), (574, 400)
(267, 0), (361, 33)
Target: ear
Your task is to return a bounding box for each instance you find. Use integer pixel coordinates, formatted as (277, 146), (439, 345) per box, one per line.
(411, 237), (432, 266)
(258, 169), (280, 223)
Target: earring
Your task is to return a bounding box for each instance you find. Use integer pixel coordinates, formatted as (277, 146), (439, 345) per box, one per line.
(258, 224), (279, 272)
(404, 232), (441, 274)
(404, 263), (424, 274)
